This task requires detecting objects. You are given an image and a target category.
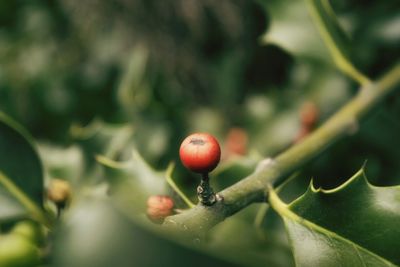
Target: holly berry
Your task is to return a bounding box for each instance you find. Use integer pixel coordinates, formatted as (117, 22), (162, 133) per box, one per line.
(147, 195), (174, 223)
(179, 133), (221, 206)
(179, 133), (221, 174)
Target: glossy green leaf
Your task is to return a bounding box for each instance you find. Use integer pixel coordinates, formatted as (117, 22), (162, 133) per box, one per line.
(262, 0), (369, 84)
(269, 168), (400, 266)
(0, 112), (44, 221)
(305, 0), (370, 84)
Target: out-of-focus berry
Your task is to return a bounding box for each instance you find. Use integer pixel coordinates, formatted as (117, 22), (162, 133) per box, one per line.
(300, 102), (319, 128)
(147, 195), (175, 223)
(47, 179), (71, 208)
(224, 127), (248, 159)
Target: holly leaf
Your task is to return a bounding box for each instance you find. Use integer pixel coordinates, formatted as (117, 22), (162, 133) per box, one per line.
(70, 118), (135, 161)
(38, 144), (85, 185)
(262, 0), (331, 63)
(0, 187), (26, 221)
(52, 197), (241, 267)
(269, 168), (400, 266)
(208, 206), (294, 267)
(0, 112), (44, 221)
(96, 150), (168, 212)
(262, 0), (369, 84)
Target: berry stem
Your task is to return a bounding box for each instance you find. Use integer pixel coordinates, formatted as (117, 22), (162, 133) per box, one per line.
(197, 173), (216, 206)
(56, 205), (62, 219)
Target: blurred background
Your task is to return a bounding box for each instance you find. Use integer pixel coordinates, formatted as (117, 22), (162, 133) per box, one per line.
(1, 0), (399, 186)
(0, 0), (400, 266)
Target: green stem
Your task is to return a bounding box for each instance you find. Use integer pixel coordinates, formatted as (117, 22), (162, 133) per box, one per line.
(165, 162), (195, 208)
(163, 63), (400, 236)
(254, 171), (300, 229)
(0, 172), (52, 228)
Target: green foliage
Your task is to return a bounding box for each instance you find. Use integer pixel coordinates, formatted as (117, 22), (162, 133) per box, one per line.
(0, 233), (40, 267)
(0, 187), (25, 222)
(264, 0), (369, 84)
(96, 150), (168, 212)
(51, 198), (240, 267)
(208, 206), (295, 267)
(263, 0), (331, 63)
(270, 169), (400, 266)
(0, 113), (43, 222)
(0, 221), (42, 267)
(0, 0), (399, 266)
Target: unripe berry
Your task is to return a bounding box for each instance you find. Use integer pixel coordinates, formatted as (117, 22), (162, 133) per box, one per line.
(147, 195), (174, 223)
(0, 234), (40, 267)
(12, 221), (43, 246)
(179, 133), (221, 174)
(47, 179), (71, 208)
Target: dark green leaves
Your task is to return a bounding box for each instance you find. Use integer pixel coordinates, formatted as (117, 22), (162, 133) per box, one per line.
(269, 169), (400, 266)
(0, 187), (25, 221)
(305, 0), (370, 84)
(0, 112), (44, 222)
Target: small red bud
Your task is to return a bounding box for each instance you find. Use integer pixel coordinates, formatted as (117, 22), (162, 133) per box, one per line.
(146, 195), (174, 223)
(300, 102), (319, 128)
(179, 133), (221, 174)
(224, 127), (248, 158)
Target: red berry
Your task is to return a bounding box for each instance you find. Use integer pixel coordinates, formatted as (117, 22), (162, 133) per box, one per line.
(147, 195), (174, 223)
(179, 133), (221, 173)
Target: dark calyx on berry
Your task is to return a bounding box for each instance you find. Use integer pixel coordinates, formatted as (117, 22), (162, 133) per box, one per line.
(190, 138), (206, 145)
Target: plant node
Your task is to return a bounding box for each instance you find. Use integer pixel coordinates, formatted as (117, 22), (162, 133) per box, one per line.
(197, 173), (217, 206)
